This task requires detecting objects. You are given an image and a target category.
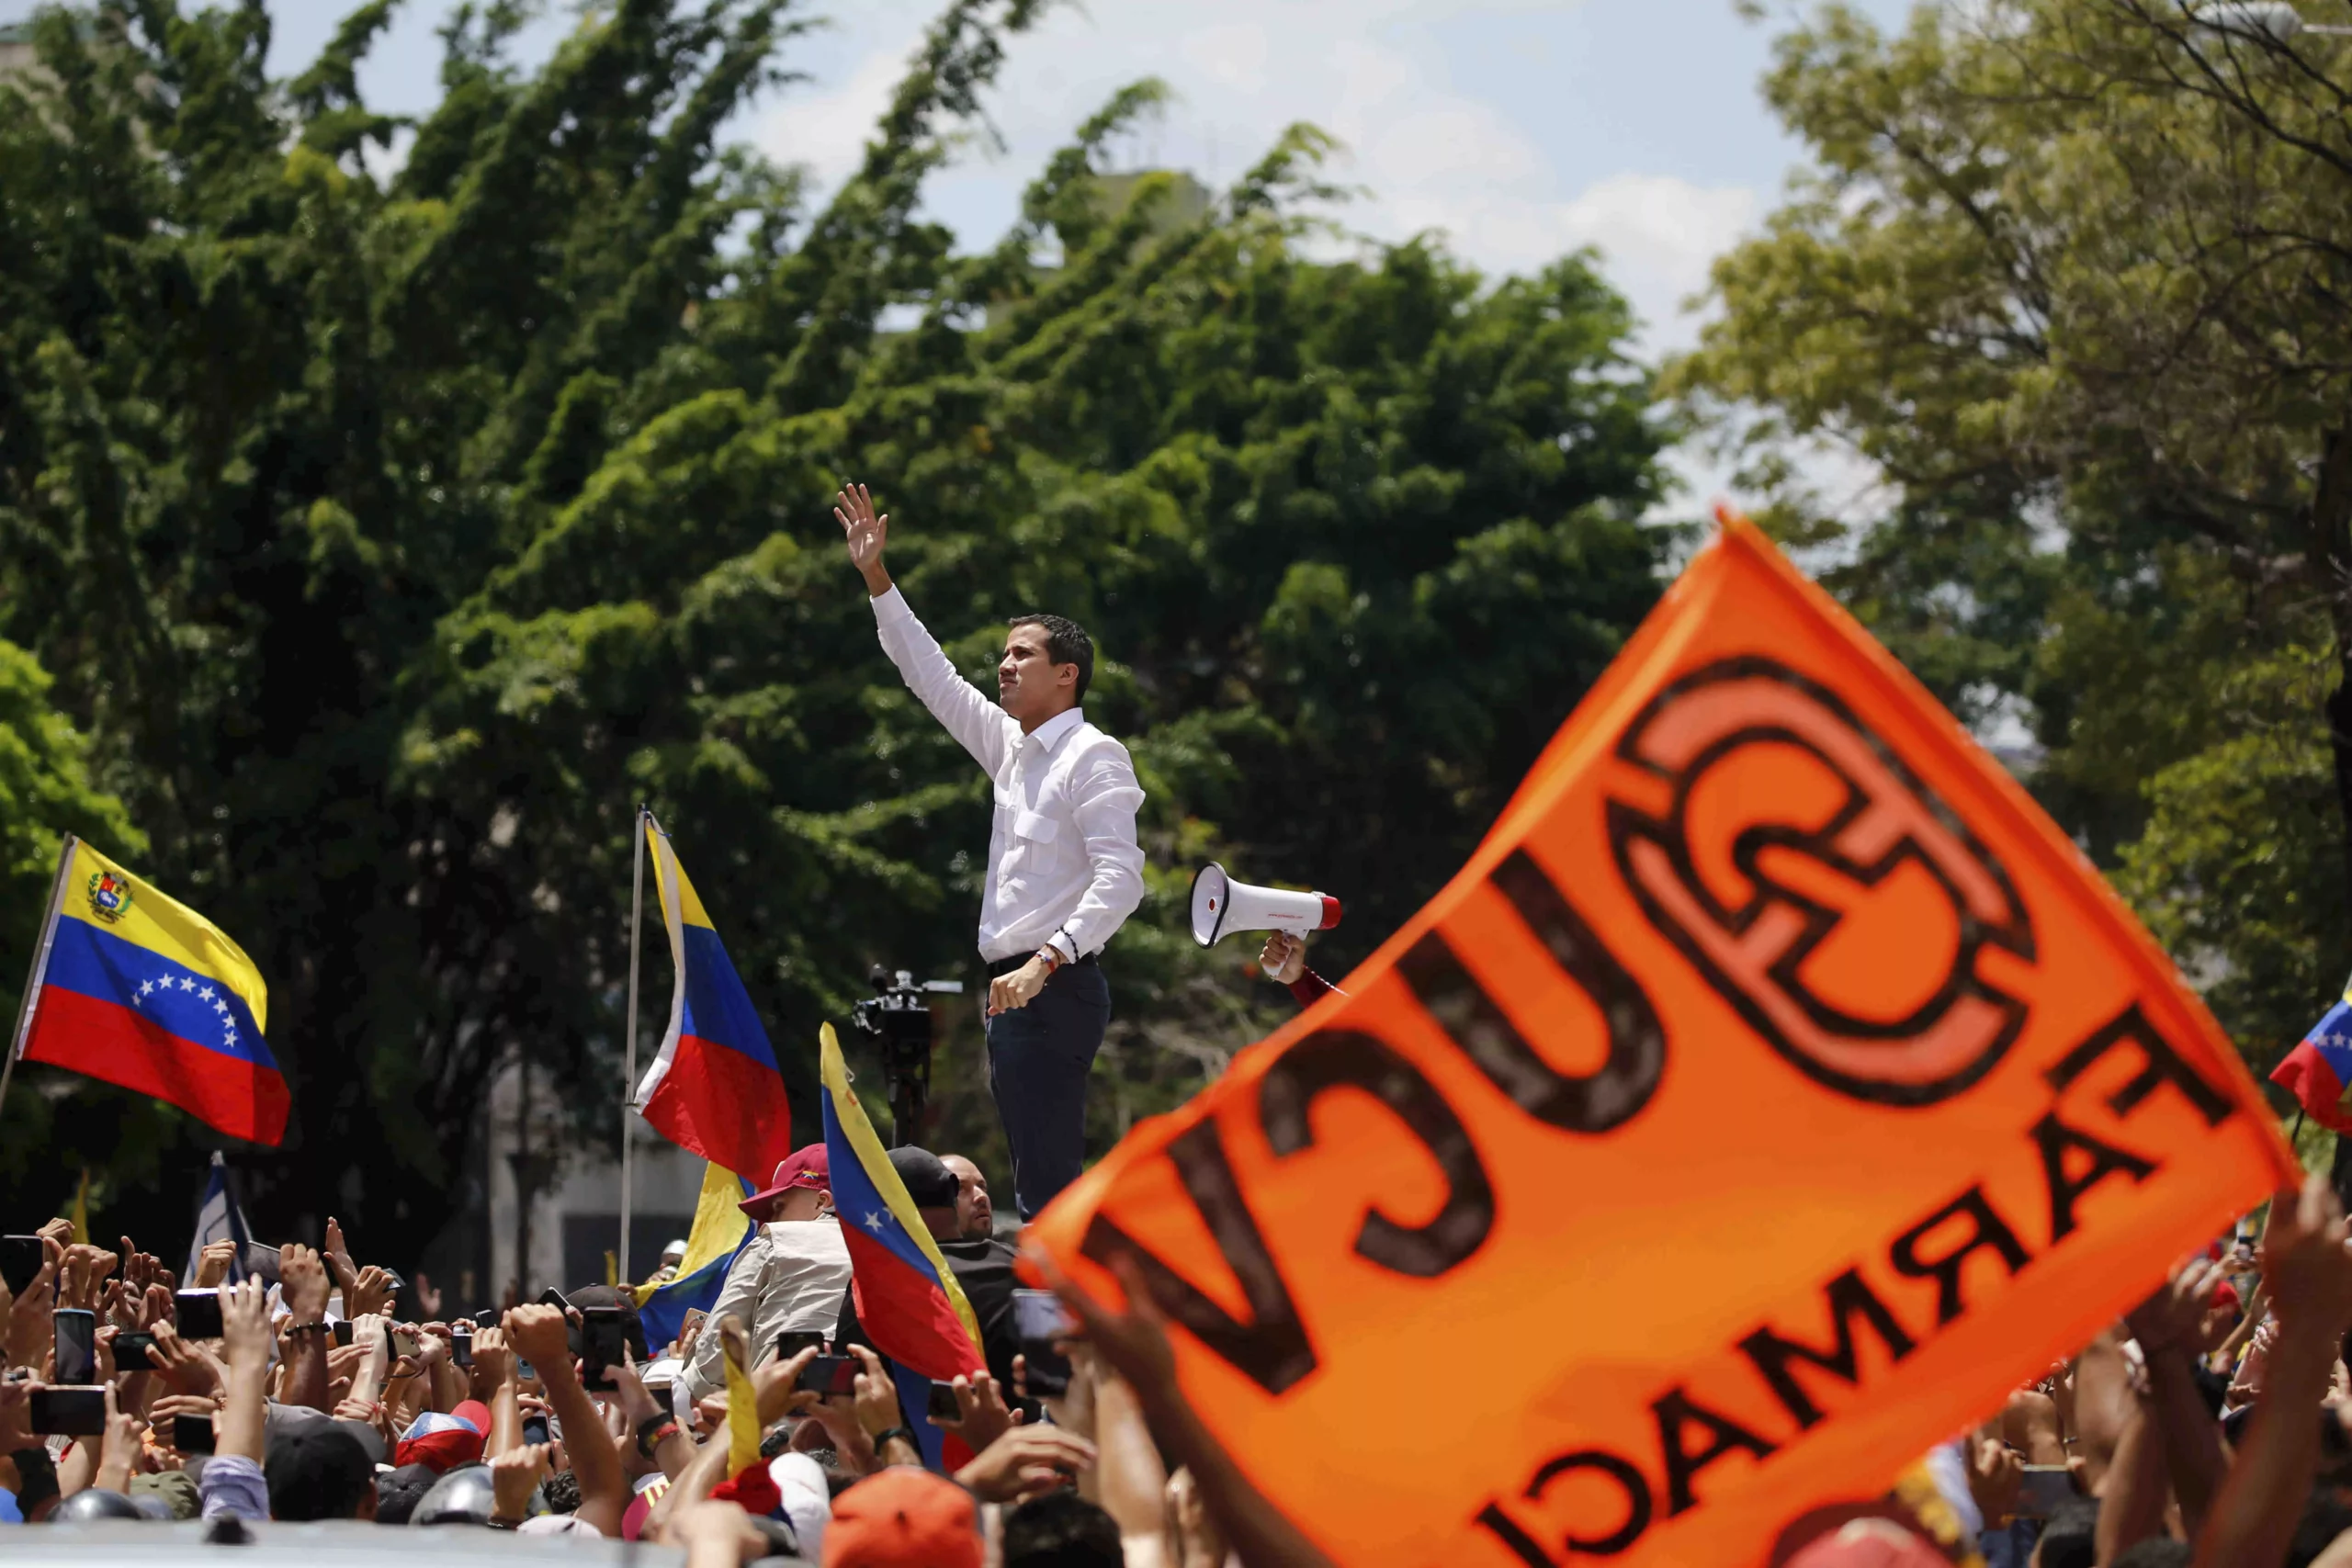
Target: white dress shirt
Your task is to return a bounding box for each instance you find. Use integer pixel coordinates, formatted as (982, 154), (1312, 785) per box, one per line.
(871, 586), (1147, 963)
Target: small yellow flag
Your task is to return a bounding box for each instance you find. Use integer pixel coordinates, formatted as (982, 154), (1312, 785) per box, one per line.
(69, 1168), (89, 1247)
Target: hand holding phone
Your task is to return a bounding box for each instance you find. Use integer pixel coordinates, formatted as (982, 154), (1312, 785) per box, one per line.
(581, 1307), (626, 1388)
(1012, 1288), (1075, 1397)
(175, 1290), (225, 1341)
(28, 1385), (106, 1436)
(2017, 1464), (2077, 1518)
(51, 1308), (96, 1385)
(793, 1355), (860, 1397)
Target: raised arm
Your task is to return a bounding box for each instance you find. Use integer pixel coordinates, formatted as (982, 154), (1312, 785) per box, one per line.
(2193, 1175), (2352, 1568)
(838, 481), (1011, 775)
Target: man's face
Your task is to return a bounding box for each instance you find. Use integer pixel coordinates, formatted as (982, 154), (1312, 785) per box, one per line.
(998, 623), (1075, 725)
(944, 1155), (992, 1239)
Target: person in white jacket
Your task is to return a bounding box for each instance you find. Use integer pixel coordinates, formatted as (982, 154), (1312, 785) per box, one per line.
(681, 1145), (851, 1404)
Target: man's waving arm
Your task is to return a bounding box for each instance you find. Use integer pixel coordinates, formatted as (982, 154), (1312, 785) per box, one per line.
(838, 481), (1010, 774)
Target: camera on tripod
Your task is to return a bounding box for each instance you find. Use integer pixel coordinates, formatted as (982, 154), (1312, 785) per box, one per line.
(849, 965), (965, 1147)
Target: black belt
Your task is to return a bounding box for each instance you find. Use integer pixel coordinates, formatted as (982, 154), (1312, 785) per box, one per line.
(985, 951), (1098, 979)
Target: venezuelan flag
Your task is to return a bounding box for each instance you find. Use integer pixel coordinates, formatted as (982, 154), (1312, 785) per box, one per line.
(820, 1023), (984, 1382)
(2272, 972), (2352, 1134)
(631, 813), (795, 1182)
(633, 1160), (757, 1348)
(16, 838), (287, 1145)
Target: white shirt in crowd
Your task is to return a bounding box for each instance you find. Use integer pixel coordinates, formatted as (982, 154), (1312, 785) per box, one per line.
(871, 586), (1147, 964)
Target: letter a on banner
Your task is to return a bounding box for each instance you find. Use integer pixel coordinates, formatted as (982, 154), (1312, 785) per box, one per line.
(1023, 511), (2295, 1567)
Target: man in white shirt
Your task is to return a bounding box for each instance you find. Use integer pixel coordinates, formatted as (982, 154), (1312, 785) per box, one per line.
(837, 482), (1147, 1219)
(680, 1145), (853, 1403)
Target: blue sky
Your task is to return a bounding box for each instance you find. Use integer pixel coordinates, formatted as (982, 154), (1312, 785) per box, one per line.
(0, 0), (1917, 354)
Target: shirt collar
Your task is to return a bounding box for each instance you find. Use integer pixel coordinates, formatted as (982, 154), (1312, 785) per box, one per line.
(1023, 706), (1087, 753)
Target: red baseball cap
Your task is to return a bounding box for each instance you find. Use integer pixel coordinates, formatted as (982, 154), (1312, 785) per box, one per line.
(821, 1467), (979, 1568)
(739, 1145), (830, 1216)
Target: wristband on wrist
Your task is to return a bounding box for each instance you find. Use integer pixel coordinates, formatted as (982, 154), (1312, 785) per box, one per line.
(870, 1425), (919, 1455)
(1035, 946), (1062, 975)
(637, 1416), (681, 1458)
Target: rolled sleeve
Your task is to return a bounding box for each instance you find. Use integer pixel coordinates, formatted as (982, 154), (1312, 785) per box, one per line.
(1057, 756), (1147, 957)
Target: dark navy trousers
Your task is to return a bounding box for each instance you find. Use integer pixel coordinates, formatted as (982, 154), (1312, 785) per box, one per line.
(984, 960), (1111, 1221)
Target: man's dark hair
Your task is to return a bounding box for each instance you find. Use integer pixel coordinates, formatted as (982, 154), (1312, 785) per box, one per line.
(542, 1468), (582, 1514)
(1002, 1489), (1122, 1567)
(1010, 614), (1094, 703)
(2035, 1499), (2102, 1568)
(266, 1427), (376, 1520)
(373, 1474), (437, 1527)
(2112, 1540), (2191, 1568)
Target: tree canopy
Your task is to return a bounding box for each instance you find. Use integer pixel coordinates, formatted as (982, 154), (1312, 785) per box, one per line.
(0, 0), (1669, 1264)
(1674, 0), (2352, 1074)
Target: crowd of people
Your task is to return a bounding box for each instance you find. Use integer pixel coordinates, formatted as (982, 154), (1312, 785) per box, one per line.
(0, 1134), (1331, 1566)
(4, 1135), (2351, 1568)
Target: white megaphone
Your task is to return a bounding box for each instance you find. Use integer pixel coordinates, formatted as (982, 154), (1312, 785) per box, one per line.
(1190, 863), (1341, 948)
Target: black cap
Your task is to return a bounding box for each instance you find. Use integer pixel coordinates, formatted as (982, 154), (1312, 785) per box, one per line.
(888, 1146), (960, 1209)
(265, 1426), (376, 1521)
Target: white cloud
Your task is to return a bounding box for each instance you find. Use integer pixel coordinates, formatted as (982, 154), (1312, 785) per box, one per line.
(751, 2), (1760, 363)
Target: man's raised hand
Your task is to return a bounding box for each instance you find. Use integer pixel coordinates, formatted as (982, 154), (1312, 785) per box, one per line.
(279, 1243), (331, 1324)
(2263, 1173), (2352, 1337)
(835, 482), (892, 596)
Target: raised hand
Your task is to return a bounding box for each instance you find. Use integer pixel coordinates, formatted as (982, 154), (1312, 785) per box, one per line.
(1259, 931), (1306, 985)
(193, 1240), (237, 1290)
(278, 1243), (331, 1324)
(220, 1279), (274, 1371)
(955, 1424), (1097, 1504)
(346, 1264), (397, 1320)
(939, 1371), (1019, 1453)
(322, 1216), (358, 1296)
(2128, 1257), (2224, 1355)
(142, 1322), (223, 1397)
(845, 1343), (900, 1440)
(2264, 1174), (2352, 1337)
(470, 1323), (514, 1389)
(835, 482), (892, 594)
(490, 1440), (551, 1526)
(504, 1303), (572, 1376)
(58, 1242), (118, 1312)
(413, 1270), (444, 1320)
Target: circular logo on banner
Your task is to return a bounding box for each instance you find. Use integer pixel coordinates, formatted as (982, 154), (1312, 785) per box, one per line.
(1604, 657), (2036, 1106)
(85, 870), (134, 925)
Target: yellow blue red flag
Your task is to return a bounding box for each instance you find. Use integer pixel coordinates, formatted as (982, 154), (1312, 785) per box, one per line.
(13, 837), (286, 1145)
(631, 813), (796, 1183)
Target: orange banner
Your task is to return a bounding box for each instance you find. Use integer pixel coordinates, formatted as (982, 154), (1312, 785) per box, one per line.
(1024, 514), (2295, 1567)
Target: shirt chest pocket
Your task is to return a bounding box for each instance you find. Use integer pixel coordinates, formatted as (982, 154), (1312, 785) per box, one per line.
(1008, 807), (1062, 878)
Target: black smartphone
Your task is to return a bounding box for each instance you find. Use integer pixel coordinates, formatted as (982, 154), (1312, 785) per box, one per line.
(1012, 1288), (1074, 1397)
(582, 1306), (626, 1386)
(2018, 1465), (2076, 1518)
(114, 1331), (160, 1362)
(332, 1320), (355, 1348)
(794, 1355), (860, 1397)
(451, 1330), (473, 1367)
(51, 1308), (96, 1385)
(521, 1414), (550, 1446)
(775, 1329), (825, 1362)
(925, 1381), (963, 1423)
(537, 1287), (571, 1311)
(28, 1385), (106, 1436)
(0, 1235), (43, 1294)
(174, 1413), (216, 1453)
(175, 1289), (224, 1340)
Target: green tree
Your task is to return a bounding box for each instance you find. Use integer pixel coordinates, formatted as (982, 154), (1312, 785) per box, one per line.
(1674, 0), (2352, 1071)
(0, 0), (1667, 1269)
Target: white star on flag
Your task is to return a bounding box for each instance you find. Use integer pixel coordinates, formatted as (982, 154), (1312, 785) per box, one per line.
(863, 1212), (887, 1234)
(180, 976), (196, 992)
(198, 986), (214, 1001)
(138, 980), (153, 997)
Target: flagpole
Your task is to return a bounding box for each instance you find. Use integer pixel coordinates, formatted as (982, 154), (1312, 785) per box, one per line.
(0, 834), (77, 1127)
(619, 806), (647, 1286)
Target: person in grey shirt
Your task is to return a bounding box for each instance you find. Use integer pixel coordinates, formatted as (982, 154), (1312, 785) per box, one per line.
(681, 1145), (853, 1404)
